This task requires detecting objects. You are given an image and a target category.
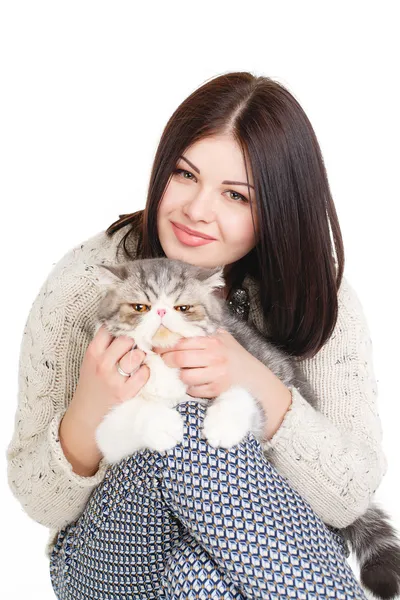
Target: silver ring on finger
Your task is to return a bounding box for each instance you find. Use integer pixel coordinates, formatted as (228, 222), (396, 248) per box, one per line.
(117, 342), (139, 377)
(117, 361), (136, 377)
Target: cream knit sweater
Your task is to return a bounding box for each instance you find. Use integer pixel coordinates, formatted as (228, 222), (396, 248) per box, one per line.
(6, 223), (388, 560)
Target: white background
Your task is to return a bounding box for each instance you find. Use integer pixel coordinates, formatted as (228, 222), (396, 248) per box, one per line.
(1, 1), (399, 598)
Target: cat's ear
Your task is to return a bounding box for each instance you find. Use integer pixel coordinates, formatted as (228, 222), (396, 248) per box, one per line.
(93, 263), (129, 285)
(196, 266), (225, 290)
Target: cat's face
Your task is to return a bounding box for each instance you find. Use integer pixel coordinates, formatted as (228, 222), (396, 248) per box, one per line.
(94, 257), (226, 353)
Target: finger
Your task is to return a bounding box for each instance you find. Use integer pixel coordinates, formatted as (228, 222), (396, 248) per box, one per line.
(90, 323), (115, 354)
(152, 343), (179, 355)
(124, 364), (150, 391)
(164, 350), (210, 369)
(102, 333), (138, 372)
(151, 346), (163, 355)
(186, 384), (216, 399)
(216, 328), (227, 335)
(118, 345), (146, 375)
(169, 336), (208, 351)
(154, 336), (211, 358)
(180, 366), (215, 386)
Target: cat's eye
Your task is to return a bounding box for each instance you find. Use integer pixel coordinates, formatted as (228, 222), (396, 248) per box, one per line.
(174, 305), (192, 312)
(132, 304), (150, 313)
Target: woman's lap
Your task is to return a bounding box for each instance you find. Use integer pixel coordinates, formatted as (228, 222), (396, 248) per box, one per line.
(50, 400), (366, 599)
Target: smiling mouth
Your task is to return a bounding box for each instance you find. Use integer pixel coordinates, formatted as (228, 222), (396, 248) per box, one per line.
(171, 222), (216, 246)
(172, 221), (216, 240)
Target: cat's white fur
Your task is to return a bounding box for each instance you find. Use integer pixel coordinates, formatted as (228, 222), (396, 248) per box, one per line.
(92, 295), (260, 464)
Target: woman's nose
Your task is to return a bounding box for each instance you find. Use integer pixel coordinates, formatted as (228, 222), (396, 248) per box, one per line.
(157, 308), (166, 317)
(183, 190), (216, 221)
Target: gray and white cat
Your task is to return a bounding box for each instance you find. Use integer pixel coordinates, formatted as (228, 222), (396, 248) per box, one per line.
(92, 257), (400, 600)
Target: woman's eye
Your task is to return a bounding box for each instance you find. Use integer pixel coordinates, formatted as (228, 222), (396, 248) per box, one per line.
(173, 168), (196, 181)
(173, 167), (249, 203)
(226, 190), (248, 204)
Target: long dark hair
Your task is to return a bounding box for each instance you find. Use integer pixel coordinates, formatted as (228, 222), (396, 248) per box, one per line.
(105, 71), (345, 360)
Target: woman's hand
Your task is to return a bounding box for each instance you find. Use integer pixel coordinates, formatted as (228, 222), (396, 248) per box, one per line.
(152, 328), (256, 399)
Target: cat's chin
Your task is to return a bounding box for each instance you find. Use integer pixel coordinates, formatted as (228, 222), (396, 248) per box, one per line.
(151, 326), (183, 348)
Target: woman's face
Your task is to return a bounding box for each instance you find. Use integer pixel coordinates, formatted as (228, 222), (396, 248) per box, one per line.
(157, 133), (259, 272)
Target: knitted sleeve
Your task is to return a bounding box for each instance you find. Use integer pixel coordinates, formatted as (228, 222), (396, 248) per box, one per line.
(260, 276), (388, 529)
(6, 237), (110, 531)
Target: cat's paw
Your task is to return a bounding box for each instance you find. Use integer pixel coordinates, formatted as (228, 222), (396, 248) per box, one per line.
(144, 406), (184, 452)
(95, 403), (145, 464)
(202, 401), (251, 449)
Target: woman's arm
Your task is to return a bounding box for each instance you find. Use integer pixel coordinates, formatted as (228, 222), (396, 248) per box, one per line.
(252, 275), (388, 529)
(6, 236), (110, 531)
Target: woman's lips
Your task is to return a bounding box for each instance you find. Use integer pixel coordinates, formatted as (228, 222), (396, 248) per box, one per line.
(171, 222), (216, 247)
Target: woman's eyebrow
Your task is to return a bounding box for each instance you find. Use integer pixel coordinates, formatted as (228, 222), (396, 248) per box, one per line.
(179, 155), (255, 190)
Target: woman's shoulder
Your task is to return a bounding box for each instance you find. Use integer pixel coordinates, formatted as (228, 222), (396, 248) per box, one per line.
(43, 222), (137, 292)
(337, 273), (368, 322)
(299, 273), (373, 371)
(334, 273), (372, 346)
(25, 223), (136, 337)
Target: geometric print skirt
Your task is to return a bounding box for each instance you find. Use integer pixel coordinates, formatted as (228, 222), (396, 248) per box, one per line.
(49, 401), (367, 599)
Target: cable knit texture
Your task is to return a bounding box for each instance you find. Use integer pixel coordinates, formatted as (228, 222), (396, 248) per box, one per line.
(6, 222), (388, 560)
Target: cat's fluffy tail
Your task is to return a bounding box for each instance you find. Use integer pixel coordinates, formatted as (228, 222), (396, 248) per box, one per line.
(342, 503), (400, 599)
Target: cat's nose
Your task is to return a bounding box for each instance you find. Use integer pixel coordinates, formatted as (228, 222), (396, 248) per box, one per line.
(157, 308), (166, 318)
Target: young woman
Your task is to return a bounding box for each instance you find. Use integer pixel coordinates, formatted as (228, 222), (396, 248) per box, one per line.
(7, 72), (387, 598)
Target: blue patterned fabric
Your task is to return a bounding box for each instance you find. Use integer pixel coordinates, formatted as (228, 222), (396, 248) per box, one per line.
(49, 401), (366, 599)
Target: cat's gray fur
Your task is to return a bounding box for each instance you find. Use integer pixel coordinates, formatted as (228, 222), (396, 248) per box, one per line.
(93, 256), (400, 600)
